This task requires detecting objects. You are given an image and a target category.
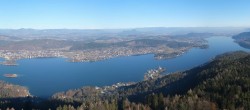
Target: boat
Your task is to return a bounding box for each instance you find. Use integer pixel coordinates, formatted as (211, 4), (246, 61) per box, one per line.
(3, 74), (18, 78)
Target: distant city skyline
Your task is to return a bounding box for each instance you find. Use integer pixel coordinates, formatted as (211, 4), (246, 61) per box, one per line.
(0, 0), (250, 29)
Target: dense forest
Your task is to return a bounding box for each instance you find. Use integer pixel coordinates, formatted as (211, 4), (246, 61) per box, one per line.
(0, 51), (250, 110)
(0, 81), (30, 98)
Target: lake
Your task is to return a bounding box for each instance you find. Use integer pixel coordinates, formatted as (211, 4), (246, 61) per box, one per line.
(0, 36), (249, 97)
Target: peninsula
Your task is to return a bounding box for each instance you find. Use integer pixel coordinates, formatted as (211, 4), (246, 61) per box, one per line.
(0, 29), (210, 65)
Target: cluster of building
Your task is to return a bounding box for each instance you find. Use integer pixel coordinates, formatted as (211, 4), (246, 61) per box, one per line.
(65, 47), (154, 62)
(0, 50), (62, 65)
(0, 45), (189, 66)
(144, 66), (165, 80)
(0, 50), (62, 60)
(65, 46), (188, 62)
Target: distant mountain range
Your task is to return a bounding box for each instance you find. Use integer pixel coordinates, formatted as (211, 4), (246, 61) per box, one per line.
(0, 27), (248, 40)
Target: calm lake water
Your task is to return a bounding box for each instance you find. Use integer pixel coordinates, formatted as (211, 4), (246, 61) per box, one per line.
(0, 36), (249, 97)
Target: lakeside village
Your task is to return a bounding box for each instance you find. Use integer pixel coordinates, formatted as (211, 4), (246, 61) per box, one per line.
(0, 46), (189, 66)
(103, 66), (165, 91)
(144, 66), (165, 80)
(98, 67), (165, 93)
(56, 66), (166, 99)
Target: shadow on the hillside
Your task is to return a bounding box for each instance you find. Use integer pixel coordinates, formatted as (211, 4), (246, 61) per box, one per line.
(0, 96), (81, 110)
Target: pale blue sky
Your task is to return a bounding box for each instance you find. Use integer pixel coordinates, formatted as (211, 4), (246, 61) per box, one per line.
(0, 0), (250, 29)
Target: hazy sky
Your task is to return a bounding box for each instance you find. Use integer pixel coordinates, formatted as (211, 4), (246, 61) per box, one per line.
(0, 0), (250, 29)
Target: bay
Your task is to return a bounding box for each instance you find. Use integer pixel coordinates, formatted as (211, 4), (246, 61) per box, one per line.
(0, 36), (249, 97)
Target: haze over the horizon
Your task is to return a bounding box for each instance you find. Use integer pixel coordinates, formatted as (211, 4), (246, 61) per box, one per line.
(0, 0), (250, 29)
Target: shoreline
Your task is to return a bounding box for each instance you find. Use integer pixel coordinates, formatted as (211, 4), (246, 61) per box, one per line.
(0, 50), (190, 66)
